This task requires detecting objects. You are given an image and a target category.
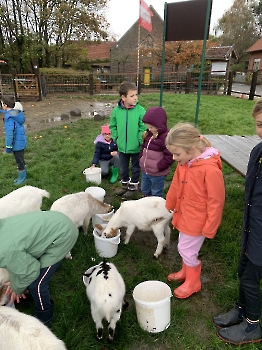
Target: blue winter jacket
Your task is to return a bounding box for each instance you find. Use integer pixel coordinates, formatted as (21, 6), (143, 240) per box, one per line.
(4, 109), (27, 151)
(92, 134), (118, 165)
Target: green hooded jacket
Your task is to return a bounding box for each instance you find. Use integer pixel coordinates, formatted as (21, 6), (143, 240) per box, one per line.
(110, 101), (146, 154)
(0, 211), (78, 294)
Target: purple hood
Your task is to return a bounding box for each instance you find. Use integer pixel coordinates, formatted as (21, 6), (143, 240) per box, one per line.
(142, 107), (168, 134)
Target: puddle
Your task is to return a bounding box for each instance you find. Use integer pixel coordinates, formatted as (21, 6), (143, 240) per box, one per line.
(24, 101), (114, 130)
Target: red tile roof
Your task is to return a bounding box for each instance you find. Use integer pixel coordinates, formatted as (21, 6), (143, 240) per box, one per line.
(246, 38), (262, 53)
(86, 41), (115, 60)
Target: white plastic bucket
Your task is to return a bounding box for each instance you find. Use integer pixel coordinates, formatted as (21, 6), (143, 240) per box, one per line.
(133, 280), (172, 333)
(85, 186), (106, 202)
(93, 224), (120, 258)
(92, 207), (114, 229)
(83, 167), (101, 185)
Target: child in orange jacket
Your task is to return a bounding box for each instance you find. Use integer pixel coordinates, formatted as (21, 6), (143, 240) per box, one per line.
(165, 123), (225, 299)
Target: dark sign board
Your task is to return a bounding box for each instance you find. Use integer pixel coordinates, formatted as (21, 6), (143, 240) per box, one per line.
(166, 0), (212, 41)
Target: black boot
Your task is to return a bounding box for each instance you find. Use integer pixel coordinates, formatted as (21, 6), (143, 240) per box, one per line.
(217, 317), (262, 345)
(115, 181), (128, 196)
(213, 304), (244, 328)
(121, 182), (139, 199)
(35, 299), (54, 327)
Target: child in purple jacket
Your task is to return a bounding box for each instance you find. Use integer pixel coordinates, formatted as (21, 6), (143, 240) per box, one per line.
(139, 107), (174, 197)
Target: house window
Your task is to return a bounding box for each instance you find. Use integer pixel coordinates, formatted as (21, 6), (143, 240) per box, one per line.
(253, 59), (260, 72)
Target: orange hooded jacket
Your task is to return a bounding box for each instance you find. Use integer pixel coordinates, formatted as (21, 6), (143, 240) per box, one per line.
(166, 153), (225, 238)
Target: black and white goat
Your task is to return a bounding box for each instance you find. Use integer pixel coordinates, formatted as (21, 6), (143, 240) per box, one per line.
(83, 260), (128, 342)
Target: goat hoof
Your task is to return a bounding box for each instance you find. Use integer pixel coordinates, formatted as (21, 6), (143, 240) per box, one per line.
(96, 328), (103, 341)
(153, 255), (158, 260)
(123, 300), (129, 311)
(108, 327), (115, 342)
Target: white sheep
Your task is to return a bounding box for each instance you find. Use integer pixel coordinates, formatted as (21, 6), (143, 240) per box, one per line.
(103, 196), (173, 258)
(0, 306), (67, 350)
(83, 260), (128, 342)
(0, 185), (50, 219)
(0, 268), (11, 307)
(50, 192), (113, 235)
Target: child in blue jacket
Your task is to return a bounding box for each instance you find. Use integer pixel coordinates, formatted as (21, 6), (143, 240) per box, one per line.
(1, 96), (27, 184)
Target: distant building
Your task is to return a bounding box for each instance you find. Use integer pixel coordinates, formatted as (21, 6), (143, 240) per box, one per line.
(110, 5), (164, 79)
(205, 45), (238, 76)
(86, 41), (115, 74)
(246, 38), (262, 72)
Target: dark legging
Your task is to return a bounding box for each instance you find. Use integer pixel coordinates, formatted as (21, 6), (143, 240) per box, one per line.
(28, 260), (62, 311)
(118, 152), (140, 183)
(238, 253), (262, 320)
(13, 150), (25, 171)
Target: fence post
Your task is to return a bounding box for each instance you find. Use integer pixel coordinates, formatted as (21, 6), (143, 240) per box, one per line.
(33, 67), (42, 101)
(11, 69), (18, 100)
(89, 74), (93, 95)
(227, 71), (233, 96)
(249, 70), (258, 101)
(185, 71), (191, 94)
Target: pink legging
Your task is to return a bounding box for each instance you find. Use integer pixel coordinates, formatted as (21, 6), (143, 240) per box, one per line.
(177, 232), (205, 267)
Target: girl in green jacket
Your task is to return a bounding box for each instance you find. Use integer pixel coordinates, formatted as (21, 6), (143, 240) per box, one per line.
(1, 211), (78, 326)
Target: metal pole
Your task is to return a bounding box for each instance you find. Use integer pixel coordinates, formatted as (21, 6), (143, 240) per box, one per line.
(194, 0), (212, 126)
(160, 2), (167, 107)
(137, 1), (141, 89)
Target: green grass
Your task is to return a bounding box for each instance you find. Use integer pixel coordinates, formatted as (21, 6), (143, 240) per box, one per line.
(0, 93), (261, 350)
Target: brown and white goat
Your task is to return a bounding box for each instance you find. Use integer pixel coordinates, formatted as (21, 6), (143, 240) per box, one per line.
(103, 196), (173, 258)
(50, 192), (113, 235)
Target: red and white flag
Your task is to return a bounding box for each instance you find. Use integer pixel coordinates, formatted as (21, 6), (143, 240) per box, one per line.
(139, 0), (153, 32)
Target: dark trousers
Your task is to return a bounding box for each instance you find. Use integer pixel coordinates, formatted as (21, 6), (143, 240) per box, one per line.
(238, 253), (262, 320)
(13, 150), (25, 171)
(28, 260), (62, 311)
(118, 152), (140, 183)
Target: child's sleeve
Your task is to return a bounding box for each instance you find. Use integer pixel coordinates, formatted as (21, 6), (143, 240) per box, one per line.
(202, 170), (225, 238)
(4, 118), (15, 148)
(166, 168), (179, 211)
(110, 109), (118, 141)
(92, 143), (102, 166)
(138, 107), (147, 145)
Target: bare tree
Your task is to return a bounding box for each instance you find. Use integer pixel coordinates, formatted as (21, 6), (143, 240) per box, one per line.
(0, 0), (110, 71)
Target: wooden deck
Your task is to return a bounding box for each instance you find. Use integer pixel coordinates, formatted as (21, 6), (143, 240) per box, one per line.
(204, 135), (261, 177)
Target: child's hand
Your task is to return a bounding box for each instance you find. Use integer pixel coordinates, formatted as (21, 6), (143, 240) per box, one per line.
(6, 147), (12, 153)
(4, 282), (26, 303)
(111, 151), (117, 157)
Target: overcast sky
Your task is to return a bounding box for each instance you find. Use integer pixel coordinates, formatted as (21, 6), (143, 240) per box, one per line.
(107, 0), (234, 38)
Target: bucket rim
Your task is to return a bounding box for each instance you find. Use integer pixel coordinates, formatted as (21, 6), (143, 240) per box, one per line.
(133, 280), (172, 303)
(83, 167), (102, 174)
(93, 229), (121, 244)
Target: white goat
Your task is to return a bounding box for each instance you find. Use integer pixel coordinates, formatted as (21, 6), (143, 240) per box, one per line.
(50, 192), (113, 235)
(0, 268), (11, 307)
(104, 196), (173, 258)
(0, 306), (67, 350)
(0, 185), (50, 219)
(83, 260), (128, 342)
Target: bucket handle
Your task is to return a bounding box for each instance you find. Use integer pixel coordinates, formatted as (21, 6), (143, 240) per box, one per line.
(111, 236), (120, 245)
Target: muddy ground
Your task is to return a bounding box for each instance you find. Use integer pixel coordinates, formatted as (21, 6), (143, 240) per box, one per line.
(1, 95), (115, 138)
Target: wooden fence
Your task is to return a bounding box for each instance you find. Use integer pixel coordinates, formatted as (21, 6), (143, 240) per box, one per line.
(0, 70), (261, 101)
